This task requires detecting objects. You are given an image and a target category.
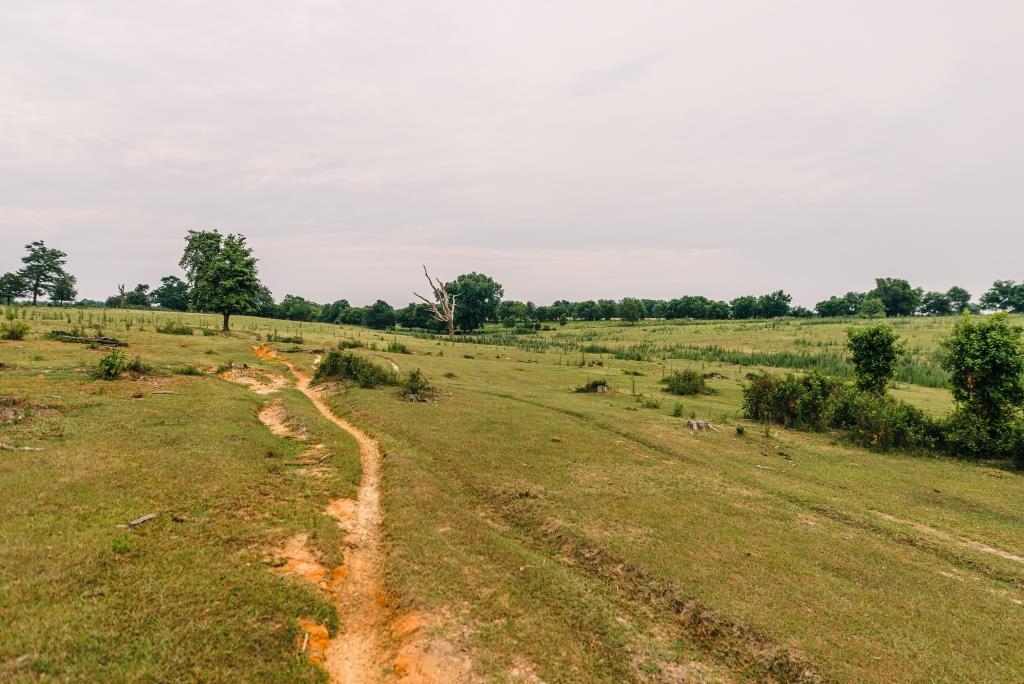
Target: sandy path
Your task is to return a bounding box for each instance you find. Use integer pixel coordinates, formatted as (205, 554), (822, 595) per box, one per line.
(255, 346), (389, 683)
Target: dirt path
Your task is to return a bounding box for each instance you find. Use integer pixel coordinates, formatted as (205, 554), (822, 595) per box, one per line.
(255, 346), (390, 683)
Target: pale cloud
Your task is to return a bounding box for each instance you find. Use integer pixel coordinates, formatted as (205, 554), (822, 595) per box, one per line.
(1, 1), (1022, 306)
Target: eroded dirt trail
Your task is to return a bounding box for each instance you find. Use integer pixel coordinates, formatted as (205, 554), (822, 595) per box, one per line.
(255, 346), (390, 683)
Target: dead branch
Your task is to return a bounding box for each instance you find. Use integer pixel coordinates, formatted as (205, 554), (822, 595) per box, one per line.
(414, 265), (457, 340)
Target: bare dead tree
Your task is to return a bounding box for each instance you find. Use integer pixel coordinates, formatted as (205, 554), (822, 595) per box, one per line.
(414, 265), (457, 340)
(117, 284), (126, 309)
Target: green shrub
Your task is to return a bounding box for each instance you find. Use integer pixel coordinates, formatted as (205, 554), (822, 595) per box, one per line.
(96, 349), (128, 380)
(175, 365), (202, 376)
(847, 324), (903, 394)
(401, 368), (434, 400)
(639, 396), (661, 409)
(741, 371), (839, 430)
(386, 341), (410, 354)
(312, 350), (397, 388)
(0, 321), (29, 340)
(338, 339), (364, 349)
(125, 356), (151, 374)
(672, 402), (684, 417)
(660, 369), (708, 396)
(156, 323), (194, 336)
(575, 379), (608, 393)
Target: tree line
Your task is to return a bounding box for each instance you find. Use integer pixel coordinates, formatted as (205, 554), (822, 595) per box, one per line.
(3, 236), (1024, 330)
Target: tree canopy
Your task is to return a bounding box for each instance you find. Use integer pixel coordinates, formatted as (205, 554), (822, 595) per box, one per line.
(179, 230), (262, 330)
(20, 240), (68, 306)
(447, 272), (503, 332)
(152, 276), (190, 311)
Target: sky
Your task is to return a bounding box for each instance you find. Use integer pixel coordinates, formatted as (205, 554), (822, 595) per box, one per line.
(1, 1), (1022, 307)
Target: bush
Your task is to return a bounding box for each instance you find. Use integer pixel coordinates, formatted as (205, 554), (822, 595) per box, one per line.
(742, 370), (940, 451)
(575, 379), (608, 393)
(401, 368), (434, 400)
(386, 341), (410, 354)
(742, 371), (840, 430)
(96, 349), (128, 380)
(175, 365), (202, 376)
(156, 323), (194, 336)
(312, 350), (397, 388)
(338, 339), (364, 349)
(0, 321), (29, 341)
(847, 324), (903, 394)
(661, 369), (708, 396)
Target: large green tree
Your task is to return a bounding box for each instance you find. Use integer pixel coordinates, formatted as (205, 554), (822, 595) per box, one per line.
(0, 272), (27, 305)
(620, 298), (646, 323)
(19, 240), (68, 306)
(870, 278), (922, 317)
(50, 273), (78, 306)
(447, 272), (504, 332)
(363, 300), (396, 329)
(980, 280), (1024, 313)
(179, 230), (262, 331)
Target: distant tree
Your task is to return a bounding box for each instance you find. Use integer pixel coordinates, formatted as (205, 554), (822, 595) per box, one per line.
(870, 278), (922, 317)
(338, 306), (366, 325)
(445, 273), (502, 332)
(847, 323), (904, 395)
(620, 298), (646, 323)
(0, 272), (27, 305)
(254, 285), (277, 318)
(650, 301), (668, 319)
(396, 303), (440, 330)
(117, 284), (126, 308)
(179, 230), (262, 331)
(498, 300), (529, 326)
(125, 284), (151, 307)
(19, 240), (68, 306)
(980, 280), (1024, 313)
(789, 305), (814, 318)
(572, 300), (599, 321)
(597, 299), (619, 320)
(729, 295), (758, 319)
(277, 294), (321, 321)
(363, 300), (396, 329)
(50, 273), (77, 306)
(815, 297), (843, 317)
(756, 290), (792, 318)
(858, 296), (887, 318)
(320, 299), (350, 324)
(946, 286), (972, 313)
(919, 291), (952, 316)
(152, 276), (189, 311)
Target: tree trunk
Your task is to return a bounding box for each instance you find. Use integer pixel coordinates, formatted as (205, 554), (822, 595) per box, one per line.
(222, 311), (230, 331)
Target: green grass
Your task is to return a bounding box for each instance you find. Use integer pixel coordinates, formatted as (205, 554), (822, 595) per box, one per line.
(2, 307), (1023, 682)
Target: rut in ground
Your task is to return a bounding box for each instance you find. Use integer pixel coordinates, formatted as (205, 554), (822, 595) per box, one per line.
(254, 346), (472, 683)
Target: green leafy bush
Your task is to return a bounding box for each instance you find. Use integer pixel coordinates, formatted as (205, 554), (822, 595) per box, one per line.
(96, 350), (128, 380)
(847, 324), (903, 394)
(660, 369), (709, 396)
(386, 341), (410, 354)
(312, 350), (397, 388)
(401, 368), (434, 400)
(338, 339), (364, 349)
(175, 365), (202, 376)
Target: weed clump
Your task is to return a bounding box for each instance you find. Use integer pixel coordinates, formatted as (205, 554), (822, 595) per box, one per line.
(312, 350), (397, 388)
(660, 369), (709, 396)
(1, 311), (29, 340)
(338, 339), (364, 349)
(156, 323), (194, 336)
(175, 365), (202, 376)
(268, 331), (303, 344)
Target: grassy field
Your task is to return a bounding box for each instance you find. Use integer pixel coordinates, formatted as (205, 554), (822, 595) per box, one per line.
(2, 308), (1023, 682)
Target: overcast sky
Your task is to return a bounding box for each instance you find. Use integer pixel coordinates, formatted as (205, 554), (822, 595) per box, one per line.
(2, 1), (1022, 307)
